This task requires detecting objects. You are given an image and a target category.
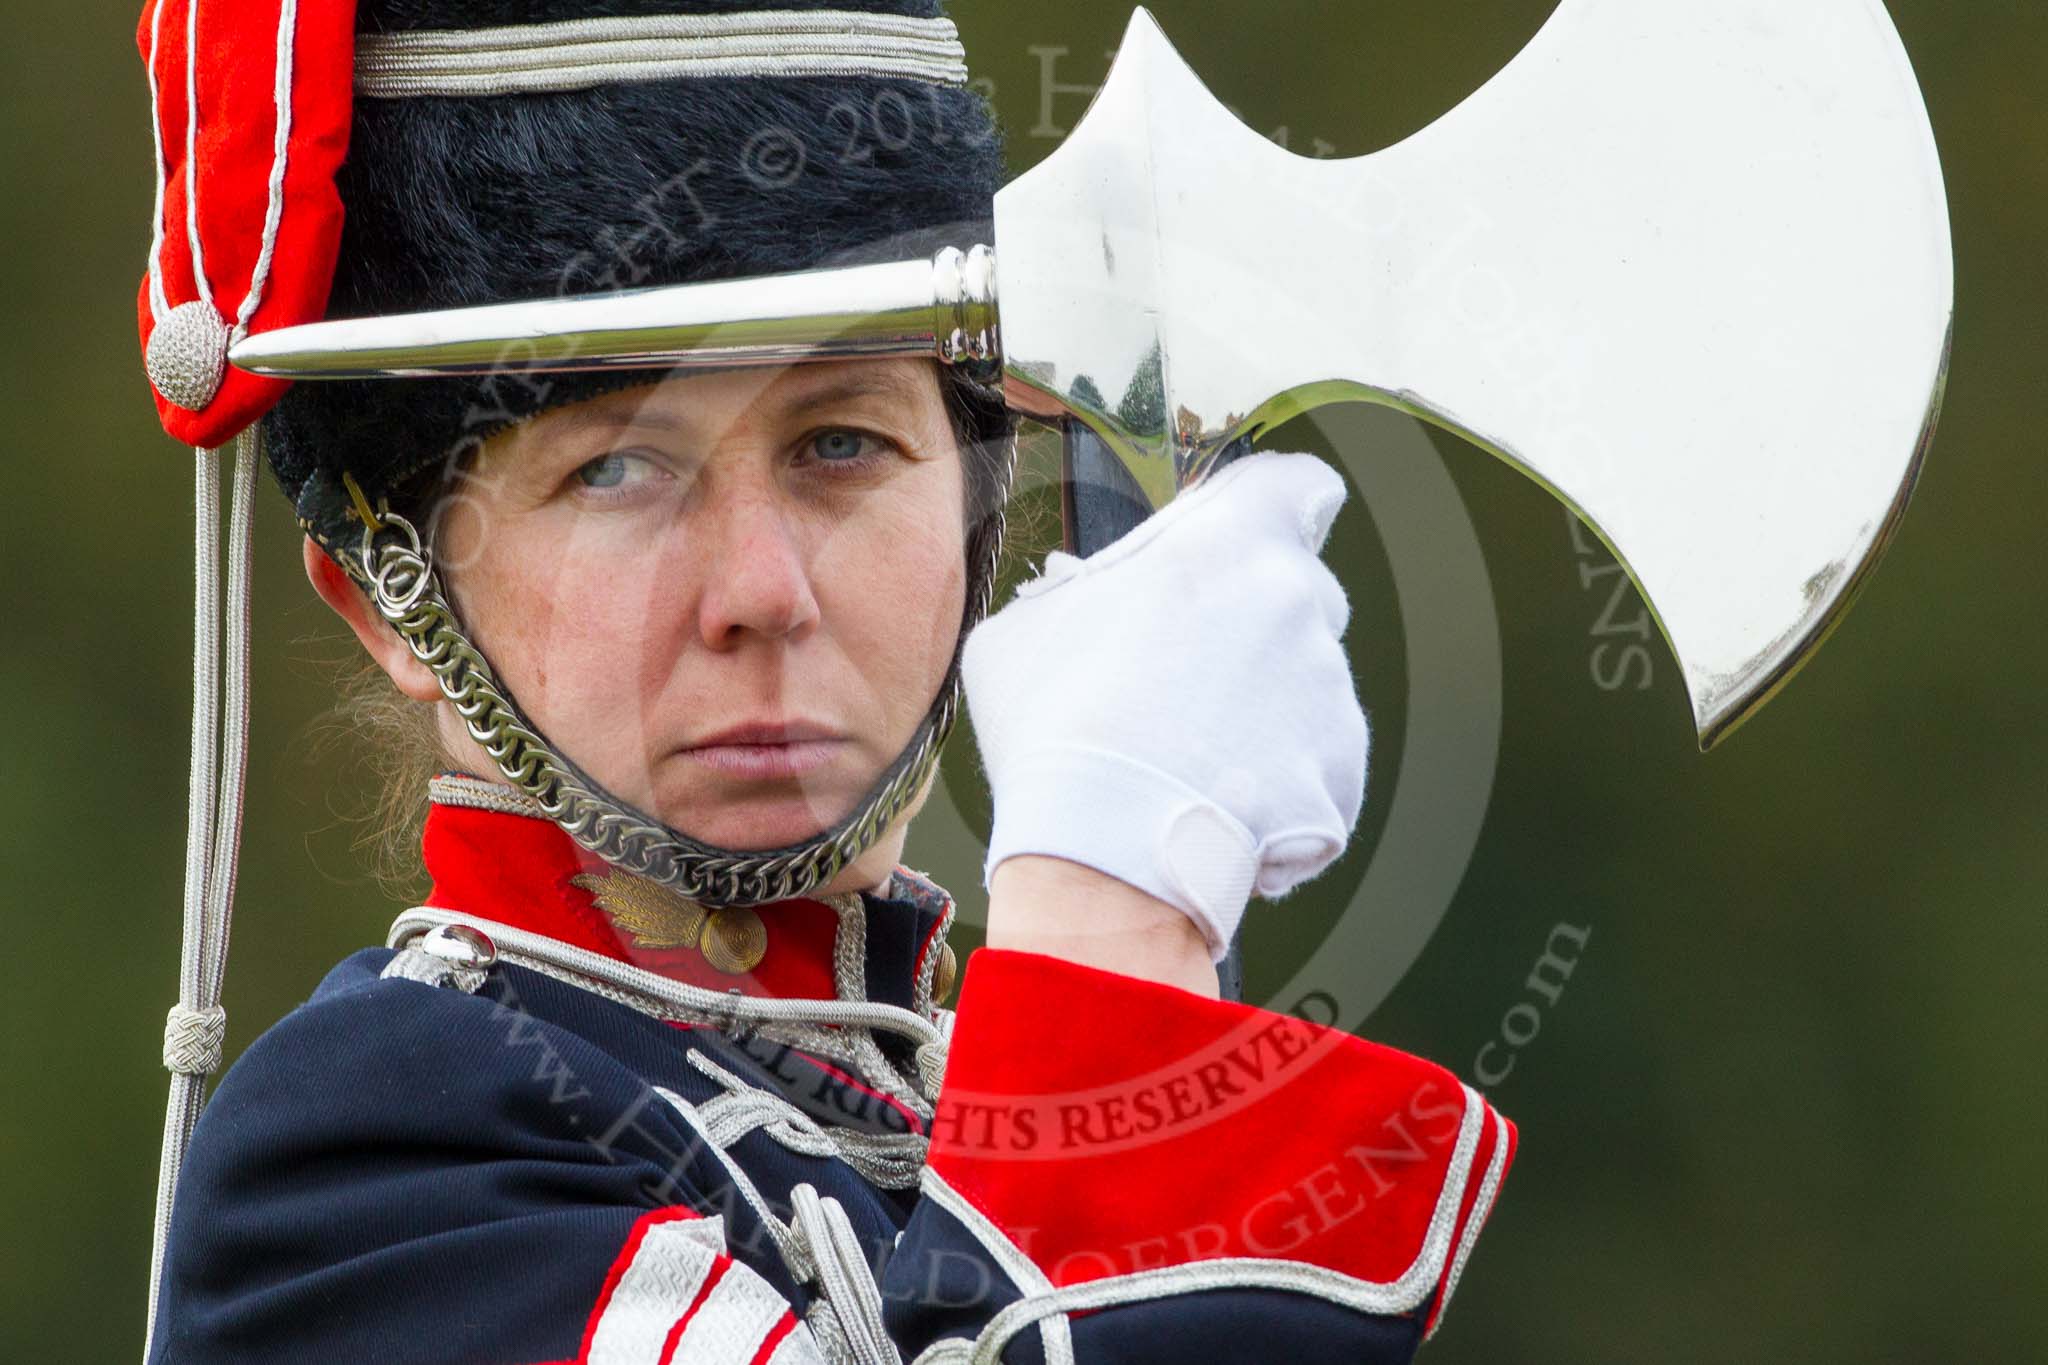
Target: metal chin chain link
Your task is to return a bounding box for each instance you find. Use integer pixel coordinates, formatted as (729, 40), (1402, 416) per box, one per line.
(356, 448), (1009, 907)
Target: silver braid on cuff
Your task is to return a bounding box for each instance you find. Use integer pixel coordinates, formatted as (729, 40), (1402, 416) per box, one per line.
(357, 429), (1011, 907)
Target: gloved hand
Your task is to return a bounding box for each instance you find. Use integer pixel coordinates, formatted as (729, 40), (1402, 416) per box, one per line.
(962, 451), (1369, 963)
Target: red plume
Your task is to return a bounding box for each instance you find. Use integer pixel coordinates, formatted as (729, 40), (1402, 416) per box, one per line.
(135, 0), (356, 449)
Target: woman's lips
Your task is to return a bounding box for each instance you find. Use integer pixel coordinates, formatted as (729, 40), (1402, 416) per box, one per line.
(678, 722), (847, 780)
(679, 739), (846, 780)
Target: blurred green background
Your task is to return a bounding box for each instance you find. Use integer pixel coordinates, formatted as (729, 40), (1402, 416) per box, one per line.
(3, 1), (2041, 1359)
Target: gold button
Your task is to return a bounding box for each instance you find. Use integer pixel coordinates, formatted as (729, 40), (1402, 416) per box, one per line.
(701, 905), (768, 975)
(932, 941), (959, 1004)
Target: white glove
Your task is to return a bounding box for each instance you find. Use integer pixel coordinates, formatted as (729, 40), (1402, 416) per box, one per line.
(962, 451), (1368, 962)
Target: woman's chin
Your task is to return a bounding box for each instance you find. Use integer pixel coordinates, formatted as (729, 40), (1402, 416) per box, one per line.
(625, 746), (896, 853)
(652, 784), (861, 853)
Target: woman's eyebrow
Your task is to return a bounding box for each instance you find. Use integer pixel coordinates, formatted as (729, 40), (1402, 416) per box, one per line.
(541, 401), (691, 436)
(533, 369), (924, 441)
(774, 369), (925, 417)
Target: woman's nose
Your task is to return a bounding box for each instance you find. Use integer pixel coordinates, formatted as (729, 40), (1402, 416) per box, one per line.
(693, 487), (823, 649)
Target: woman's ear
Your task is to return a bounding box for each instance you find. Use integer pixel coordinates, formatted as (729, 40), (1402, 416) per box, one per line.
(302, 536), (444, 703)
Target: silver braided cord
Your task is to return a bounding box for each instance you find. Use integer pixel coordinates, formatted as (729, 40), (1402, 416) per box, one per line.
(811, 891), (941, 1118)
(914, 1013), (953, 1099)
(790, 1183), (902, 1365)
(807, 1297), (859, 1365)
(144, 431), (257, 1361)
(357, 418), (1013, 910)
(689, 1051), (928, 1190)
(653, 1082), (899, 1365)
(738, 1010), (937, 1121)
(687, 887), (939, 1122)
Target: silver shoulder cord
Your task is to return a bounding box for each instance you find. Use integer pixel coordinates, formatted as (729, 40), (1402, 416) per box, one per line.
(144, 432), (258, 1363)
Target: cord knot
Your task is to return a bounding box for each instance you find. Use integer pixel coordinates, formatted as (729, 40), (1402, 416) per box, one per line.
(914, 1039), (948, 1102)
(162, 1003), (227, 1076)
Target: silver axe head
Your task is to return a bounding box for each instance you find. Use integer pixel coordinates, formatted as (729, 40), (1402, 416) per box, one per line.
(231, 0), (1954, 749)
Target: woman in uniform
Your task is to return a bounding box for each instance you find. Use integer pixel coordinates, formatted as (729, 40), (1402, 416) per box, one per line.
(136, 1), (1514, 1360)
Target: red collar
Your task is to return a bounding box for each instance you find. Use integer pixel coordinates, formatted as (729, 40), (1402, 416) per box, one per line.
(420, 782), (955, 1010)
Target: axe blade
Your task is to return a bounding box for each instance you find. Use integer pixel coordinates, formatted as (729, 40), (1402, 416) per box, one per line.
(995, 2), (1953, 748)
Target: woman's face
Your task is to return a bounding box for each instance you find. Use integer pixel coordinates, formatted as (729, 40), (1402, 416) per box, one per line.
(432, 358), (969, 860)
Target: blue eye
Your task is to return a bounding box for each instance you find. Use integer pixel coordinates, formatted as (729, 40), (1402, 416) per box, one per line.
(811, 429), (875, 463)
(577, 453), (630, 488)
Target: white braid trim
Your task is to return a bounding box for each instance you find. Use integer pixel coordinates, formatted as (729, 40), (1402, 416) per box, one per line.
(918, 1168), (1076, 1365)
(1429, 1106), (1511, 1338)
(356, 10), (968, 97)
(232, 0), (299, 342)
(181, 0), (217, 314)
(919, 1087), (1492, 1364)
(143, 0), (172, 321)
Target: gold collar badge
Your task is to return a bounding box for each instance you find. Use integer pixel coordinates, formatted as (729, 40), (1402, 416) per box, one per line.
(570, 871), (768, 976)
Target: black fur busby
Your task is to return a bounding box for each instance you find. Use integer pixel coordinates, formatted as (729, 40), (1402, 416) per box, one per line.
(265, 0), (1010, 568)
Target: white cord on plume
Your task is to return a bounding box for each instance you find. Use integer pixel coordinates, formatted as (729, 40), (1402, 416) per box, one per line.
(142, 0), (172, 322)
(233, 0), (299, 343)
(143, 429), (257, 1361)
(180, 0), (218, 315)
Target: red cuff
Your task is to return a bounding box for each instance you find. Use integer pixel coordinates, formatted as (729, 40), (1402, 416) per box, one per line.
(929, 948), (1515, 1328)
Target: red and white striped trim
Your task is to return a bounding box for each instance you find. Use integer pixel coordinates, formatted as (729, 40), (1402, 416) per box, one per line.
(654, 1256), (812, 1365)
(577, 1208), (826, 1365)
